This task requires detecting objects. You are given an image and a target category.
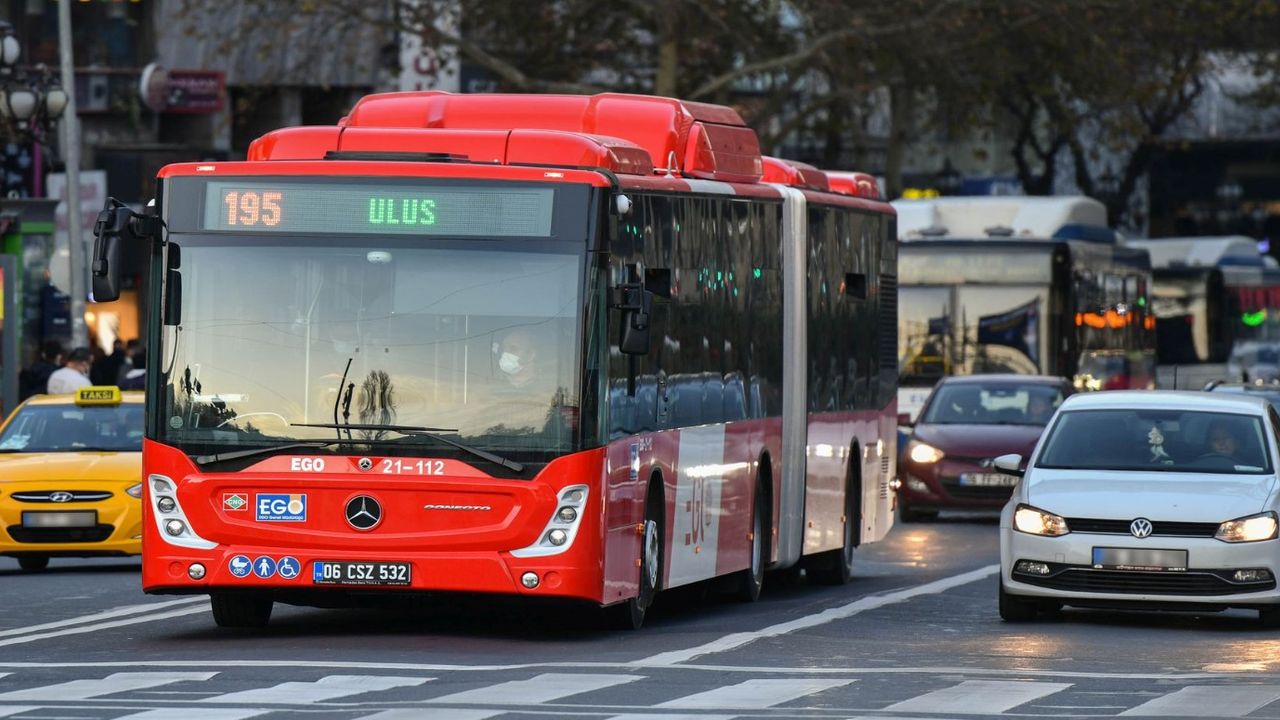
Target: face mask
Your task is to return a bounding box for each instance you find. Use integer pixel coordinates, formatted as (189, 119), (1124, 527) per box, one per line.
(499, 352), (523, 375)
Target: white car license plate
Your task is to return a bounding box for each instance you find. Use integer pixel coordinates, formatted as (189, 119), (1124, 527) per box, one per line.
(313, 561), (411, 586)
(22, 511), (97, 528)
(1092, 547), (1187, 571)
(958, 473), (1017, 487)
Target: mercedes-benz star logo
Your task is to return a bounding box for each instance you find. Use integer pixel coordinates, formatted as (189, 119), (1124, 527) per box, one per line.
(345, 495), (382, 531)
(49, 491), (74, 503)
(357, 457), (374, 471)
(1130, 517), (1153, 539)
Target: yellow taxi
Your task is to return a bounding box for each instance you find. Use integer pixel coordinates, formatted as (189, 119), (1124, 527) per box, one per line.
(0, 386), (144, 571)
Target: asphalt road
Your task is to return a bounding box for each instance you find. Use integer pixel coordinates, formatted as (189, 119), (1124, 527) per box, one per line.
(3, 512), (1280, 719)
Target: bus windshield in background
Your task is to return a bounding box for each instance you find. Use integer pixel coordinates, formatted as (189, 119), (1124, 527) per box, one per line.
(203, 181), (555, 237)
(898, 285), (1044, 383)
(159, 236), (585, 461)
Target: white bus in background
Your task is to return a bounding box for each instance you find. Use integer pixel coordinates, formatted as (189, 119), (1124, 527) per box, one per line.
(1125, 236), (1280, 386)
(892, 196), (1157, 422)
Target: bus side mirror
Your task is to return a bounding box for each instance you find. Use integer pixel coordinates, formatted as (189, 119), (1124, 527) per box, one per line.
(91, 200), (132, 302)
(91, 197), (162, 303)
(614, 283), (653, 356)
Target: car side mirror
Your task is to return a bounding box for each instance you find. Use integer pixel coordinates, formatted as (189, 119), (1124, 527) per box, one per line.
(897, 412), (914, 428)
(994, 453), (1024, 477)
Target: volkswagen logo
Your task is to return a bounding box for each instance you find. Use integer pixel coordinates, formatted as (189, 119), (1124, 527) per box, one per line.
(345, 495), (382, 531)
(1130, 517), (1154, 539)
(49, 491), (74, 503)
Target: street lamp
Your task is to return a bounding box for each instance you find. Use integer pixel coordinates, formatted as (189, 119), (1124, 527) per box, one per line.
(0, 22), (67, 137)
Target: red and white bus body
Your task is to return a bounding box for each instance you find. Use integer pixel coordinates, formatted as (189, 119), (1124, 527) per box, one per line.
(134, 92), (897, 624)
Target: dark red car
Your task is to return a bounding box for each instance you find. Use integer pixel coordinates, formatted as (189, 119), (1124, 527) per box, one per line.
(898, 374), (1074, 521)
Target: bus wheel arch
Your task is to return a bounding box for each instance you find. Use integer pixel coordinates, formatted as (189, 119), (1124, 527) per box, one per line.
(608, 470), (665, 630)
(732, 457), (770, 602)
(806, 440), (861, 585)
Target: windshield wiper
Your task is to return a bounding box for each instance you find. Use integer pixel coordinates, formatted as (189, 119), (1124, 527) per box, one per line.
(193, 435), (428, 465)
(291, 422), (525, 473)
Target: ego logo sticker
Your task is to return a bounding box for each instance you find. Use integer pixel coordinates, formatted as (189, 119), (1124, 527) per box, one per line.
(256, 493), (306, 522)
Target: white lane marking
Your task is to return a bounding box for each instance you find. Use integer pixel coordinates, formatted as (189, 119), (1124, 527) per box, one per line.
(1120, 685), (1280, 716)
(656, 678), (853, 709)
(427, 673), (644, 705)
(882, 680), (1073, 714)
(0, 605), (209, 649)
(0, 708), (37, 719)
(639, 564), (999, 665)
(115, 710), (271, 720)
(0, 660), (1245, 681)
(358, 711), (505, 720)
(0, 672), (216, 701)
(0, 598), (206, 639)
(609, 716), (735, 720)
(202, 675), (428, 705)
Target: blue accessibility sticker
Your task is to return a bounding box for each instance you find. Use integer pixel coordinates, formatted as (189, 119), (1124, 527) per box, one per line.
(255, 493), (307, 522)
(252, 556), (277, 579)
(277, 556), (301, 580)
(228, 554), (252, 578)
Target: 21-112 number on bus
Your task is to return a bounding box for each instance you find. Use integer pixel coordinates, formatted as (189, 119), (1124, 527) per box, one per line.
(223, 190), (283, 227)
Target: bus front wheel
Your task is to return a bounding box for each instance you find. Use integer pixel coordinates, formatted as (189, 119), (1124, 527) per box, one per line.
(608, 481), (664, 630)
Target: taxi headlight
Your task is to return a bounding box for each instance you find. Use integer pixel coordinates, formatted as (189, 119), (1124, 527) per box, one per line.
(1013, 504), (1069, 537)
(126, 483), (143, 499)
(907, 440), (944, 464)
(1216, 512), (1278, 543)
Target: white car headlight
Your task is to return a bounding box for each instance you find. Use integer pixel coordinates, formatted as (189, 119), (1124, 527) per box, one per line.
(126, 483), (143, 499)
(1216, 512), (1278, 543)
(1013, 503), (1069, 537)
(908, 440), (944, 464)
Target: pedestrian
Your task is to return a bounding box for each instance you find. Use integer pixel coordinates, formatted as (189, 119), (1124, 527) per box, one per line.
(119, 349), (146, 391)
(93, 339), (127, 386)
(116, 339), (143, 385)
(18, 340), (64, 401)
(46, 347), (93, 394)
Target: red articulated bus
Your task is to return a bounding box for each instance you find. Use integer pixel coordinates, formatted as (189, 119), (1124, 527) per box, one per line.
(91, 92), (899, 629)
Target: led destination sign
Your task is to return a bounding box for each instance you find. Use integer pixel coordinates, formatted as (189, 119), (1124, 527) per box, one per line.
(202, 181), (554, 237)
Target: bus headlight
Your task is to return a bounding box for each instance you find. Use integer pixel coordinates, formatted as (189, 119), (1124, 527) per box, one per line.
(147, 474), (216, 550)
(511, 484), (589, 558)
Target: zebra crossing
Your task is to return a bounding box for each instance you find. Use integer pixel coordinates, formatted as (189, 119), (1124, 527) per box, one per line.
(0, 669), (1279, 718)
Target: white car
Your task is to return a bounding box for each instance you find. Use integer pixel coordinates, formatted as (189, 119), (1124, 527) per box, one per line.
(998, 390), (1280, 625)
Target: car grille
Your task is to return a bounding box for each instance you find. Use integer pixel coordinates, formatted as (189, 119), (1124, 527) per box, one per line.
(6, 525), (115, 543)
(1065, 518), (1219, 537)
(10, 491), (114, 503)
(1015, 565), (1274, 596)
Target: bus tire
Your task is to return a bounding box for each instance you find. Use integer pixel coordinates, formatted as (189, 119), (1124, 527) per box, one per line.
(608, 477), (664, 630)
(211, 593), (273, 628)
(732, 480), (767, 602)
(807, 463), (859, 585)
(17, 555), (48, 572)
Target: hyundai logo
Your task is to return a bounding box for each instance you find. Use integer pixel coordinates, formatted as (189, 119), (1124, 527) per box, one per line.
(1130, 517), (1154, 539)
(49, 491), (74, 503)
(345, 495), (382, 531)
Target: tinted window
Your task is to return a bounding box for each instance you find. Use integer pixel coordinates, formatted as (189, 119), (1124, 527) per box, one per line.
(1037, 409), (1272, 474)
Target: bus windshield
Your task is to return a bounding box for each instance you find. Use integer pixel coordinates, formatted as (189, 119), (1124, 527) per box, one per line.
(899, 285), (1044, 383)
(158, 235), (585, 462)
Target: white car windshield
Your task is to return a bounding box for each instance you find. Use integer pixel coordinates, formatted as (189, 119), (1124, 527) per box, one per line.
(1037, 409), (1273, 474)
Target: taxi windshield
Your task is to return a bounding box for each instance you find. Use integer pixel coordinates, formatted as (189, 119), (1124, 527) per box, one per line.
(0, 404), (144, 453)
